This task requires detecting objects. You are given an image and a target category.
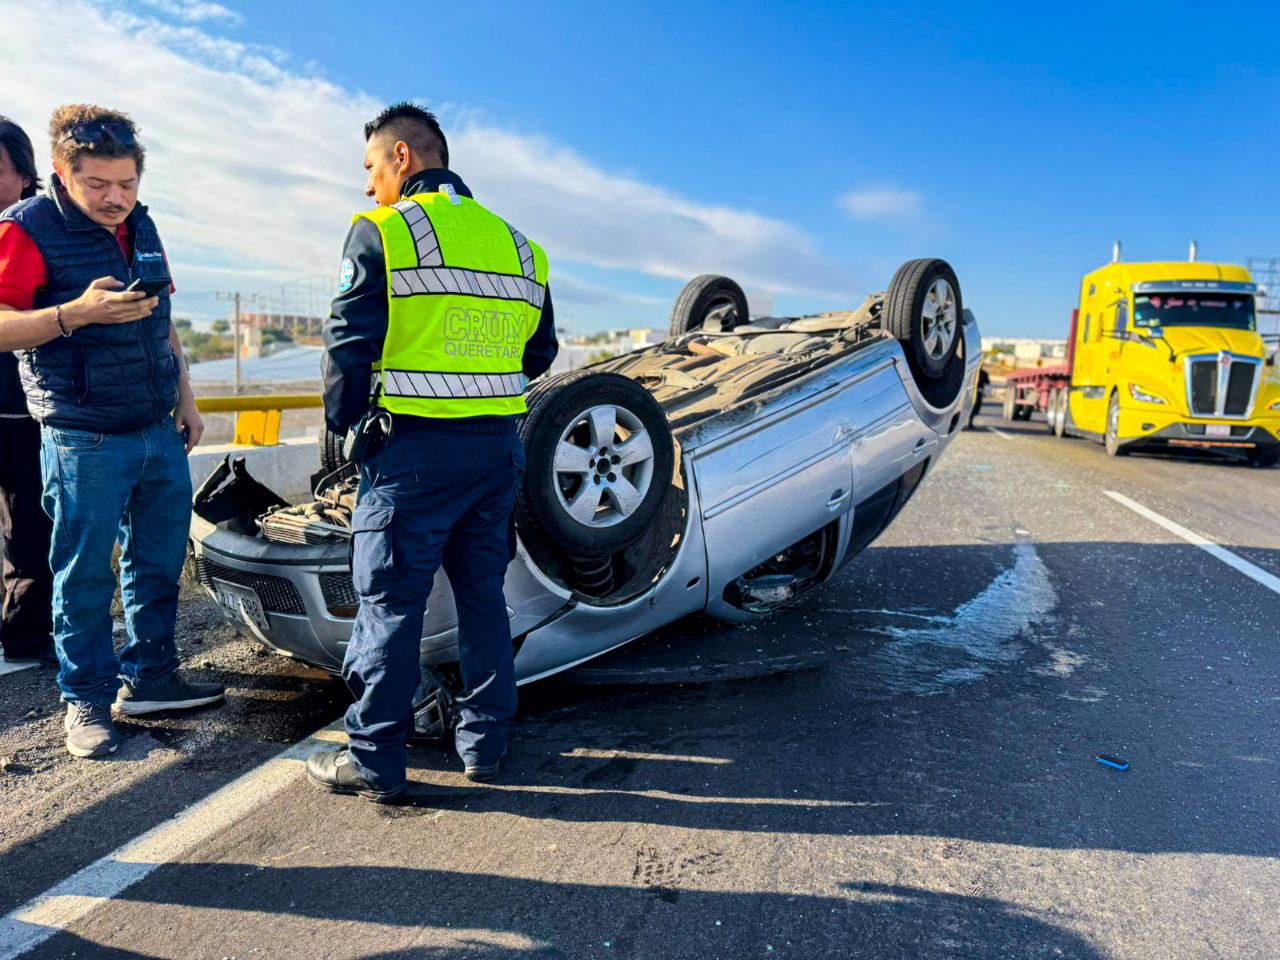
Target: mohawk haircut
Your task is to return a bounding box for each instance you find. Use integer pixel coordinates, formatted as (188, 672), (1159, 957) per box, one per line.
(364, 102), (449, 169)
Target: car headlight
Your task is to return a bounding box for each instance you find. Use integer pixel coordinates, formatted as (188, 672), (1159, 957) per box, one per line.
(1128, 383), (1167, 405)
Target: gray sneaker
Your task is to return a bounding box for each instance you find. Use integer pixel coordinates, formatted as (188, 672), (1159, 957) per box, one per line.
(64, 702), (120, 759)
(114, 674), (226, 716)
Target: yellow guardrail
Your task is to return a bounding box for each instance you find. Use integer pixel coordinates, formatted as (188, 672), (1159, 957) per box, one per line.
(195, 393), (322, 446)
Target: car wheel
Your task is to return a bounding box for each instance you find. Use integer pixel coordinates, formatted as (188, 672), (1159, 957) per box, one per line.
(882, 258), (962, 382)
(516, 371), (676, 557)
(1054, 388), (1070, 438)
(319, 421), (348, 475)
(1104, 392), (1127, 457)
(668, 274), (749, 337)
(1248, 449), (1280, 468)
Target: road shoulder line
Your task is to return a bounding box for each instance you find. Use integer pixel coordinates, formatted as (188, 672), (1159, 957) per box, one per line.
(0, 723), (339, 960)
(1104, 490), (1280, 596)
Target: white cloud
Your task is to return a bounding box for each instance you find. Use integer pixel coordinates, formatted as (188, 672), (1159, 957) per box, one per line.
(0, 0), (856, 325)
(137, 0), (242, 25)
(839, 186), (925, 223)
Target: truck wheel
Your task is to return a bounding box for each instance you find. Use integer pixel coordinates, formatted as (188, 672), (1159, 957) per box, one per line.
(1104, 393), (1128, 457)
(1248, 449), (1280, 468)
(1053, 388), (1070, 438)
(516, 371), (676, 557)
(1045, 389), (1060, 434)
(1002, 384), (1017, 422)
(668, 274), (749, 337)
(882, 259), (963, 381)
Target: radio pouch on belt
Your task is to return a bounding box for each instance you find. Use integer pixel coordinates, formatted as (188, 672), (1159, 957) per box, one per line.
(343, 383), (394, 465)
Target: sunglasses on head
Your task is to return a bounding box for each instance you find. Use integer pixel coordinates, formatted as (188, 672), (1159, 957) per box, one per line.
(60, 120), (137, 149)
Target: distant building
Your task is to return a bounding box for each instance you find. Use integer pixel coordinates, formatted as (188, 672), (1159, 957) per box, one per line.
(550, 327), (665, 375)
(240, 312), (323, 338)
(981, 337), (1067, 366)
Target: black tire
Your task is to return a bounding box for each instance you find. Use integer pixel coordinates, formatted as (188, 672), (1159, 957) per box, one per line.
(516, 371), (675, 557)
(1248, 449), (1280, 468)
(1105, 392), (1128, 457)
(882, 259), (963, 382)
(319, 421), (348, 475)
(669, 274), (749, 337)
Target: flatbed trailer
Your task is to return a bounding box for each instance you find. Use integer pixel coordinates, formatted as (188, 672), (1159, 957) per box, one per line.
(999, 312), (1078, 435)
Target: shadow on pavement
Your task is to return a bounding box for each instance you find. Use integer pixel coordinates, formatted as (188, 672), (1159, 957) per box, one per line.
(28, 867), (1106, 960)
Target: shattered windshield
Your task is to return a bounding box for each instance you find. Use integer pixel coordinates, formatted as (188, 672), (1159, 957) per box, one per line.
(1132, 293), (1256, 330)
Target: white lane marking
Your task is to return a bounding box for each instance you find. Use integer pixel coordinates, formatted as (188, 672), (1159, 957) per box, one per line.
(0, 723), (340, 960)
(560, 748), (732, 765)
(987, 426), (1014, 441)
(0, 655), (39, 677)
(1105, 490), (1280, 596)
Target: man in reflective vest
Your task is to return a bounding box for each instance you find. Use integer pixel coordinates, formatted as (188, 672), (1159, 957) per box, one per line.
(308, 103), (558, 803)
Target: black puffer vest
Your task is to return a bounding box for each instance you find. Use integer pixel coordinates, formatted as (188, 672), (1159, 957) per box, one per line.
(0, 178), (178, 432)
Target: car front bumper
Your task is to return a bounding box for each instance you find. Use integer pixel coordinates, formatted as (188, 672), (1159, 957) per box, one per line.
(190, 513), (573, 676)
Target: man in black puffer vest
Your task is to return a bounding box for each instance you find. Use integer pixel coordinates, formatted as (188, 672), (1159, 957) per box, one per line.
(0, 117), (54, 667)
(0, 105), (224, 759)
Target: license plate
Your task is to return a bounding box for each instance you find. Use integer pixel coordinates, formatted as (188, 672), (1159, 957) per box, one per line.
(1205, 424), (1231, 438)
(213, 580), (269, 634)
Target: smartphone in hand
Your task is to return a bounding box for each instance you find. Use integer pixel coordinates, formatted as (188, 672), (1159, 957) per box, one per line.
(126, 277), (171, 297)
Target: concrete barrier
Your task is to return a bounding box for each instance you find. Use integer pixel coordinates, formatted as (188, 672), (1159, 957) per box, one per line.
(188, 436), (319, 502)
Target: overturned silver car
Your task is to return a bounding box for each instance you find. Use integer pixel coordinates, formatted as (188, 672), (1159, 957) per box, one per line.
(190, 259), (979, 684)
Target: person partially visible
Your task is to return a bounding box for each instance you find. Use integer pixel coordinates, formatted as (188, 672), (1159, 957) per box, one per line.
(968, 366), (990, 428)
(0, 116), (55, 666)
(0, 104), (223, 759)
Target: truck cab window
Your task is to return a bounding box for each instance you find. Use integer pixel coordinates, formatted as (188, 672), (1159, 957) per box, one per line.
(1115, 301), (1128, 334)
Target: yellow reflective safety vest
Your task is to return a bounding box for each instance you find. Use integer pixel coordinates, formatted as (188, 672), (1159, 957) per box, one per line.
(357, 189), (549, 418)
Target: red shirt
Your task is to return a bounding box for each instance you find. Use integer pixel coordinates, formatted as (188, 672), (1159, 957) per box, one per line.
(0, 220), (172, 310)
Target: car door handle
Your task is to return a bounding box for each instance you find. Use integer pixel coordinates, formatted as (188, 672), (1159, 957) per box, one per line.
(827, 489), (850, 511)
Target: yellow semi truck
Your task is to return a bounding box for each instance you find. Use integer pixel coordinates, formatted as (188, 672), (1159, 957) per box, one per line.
(1003, 246), (1280, 464)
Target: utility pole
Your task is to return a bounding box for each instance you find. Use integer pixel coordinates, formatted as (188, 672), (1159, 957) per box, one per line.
(214, 292), (243, 394)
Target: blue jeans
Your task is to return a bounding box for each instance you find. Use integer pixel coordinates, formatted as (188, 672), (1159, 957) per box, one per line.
(39, 417), (193, 707)
(343, 426), (523, 792)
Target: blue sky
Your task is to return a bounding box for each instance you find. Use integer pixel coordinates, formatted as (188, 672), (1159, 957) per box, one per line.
(4, 0), (1278, 336)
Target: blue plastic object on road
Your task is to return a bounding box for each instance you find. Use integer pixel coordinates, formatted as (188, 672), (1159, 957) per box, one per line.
(1095, 755), (1129, 771)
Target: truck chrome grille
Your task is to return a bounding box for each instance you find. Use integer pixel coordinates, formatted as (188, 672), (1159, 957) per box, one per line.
(1189, 361), (1216, 415)
(1185, 353), (1260, 419)
(195, 556), (306, 616)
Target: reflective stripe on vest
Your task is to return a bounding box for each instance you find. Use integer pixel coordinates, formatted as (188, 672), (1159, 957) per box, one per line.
(392, 199), (444, 267)
(389, 267), (545, 310)
(376, 369), (524, 399)
(356, 191), (548, 419)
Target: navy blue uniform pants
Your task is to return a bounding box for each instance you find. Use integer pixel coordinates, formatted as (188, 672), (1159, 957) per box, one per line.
(343, 425), (525, 792)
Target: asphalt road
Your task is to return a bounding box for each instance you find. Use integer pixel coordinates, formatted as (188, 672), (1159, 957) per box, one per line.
(2, 411), (1278, 959)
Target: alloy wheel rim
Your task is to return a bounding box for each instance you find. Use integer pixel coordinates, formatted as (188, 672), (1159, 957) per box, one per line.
(921, 278), (958, 360)
(552, 404), (655, 528)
